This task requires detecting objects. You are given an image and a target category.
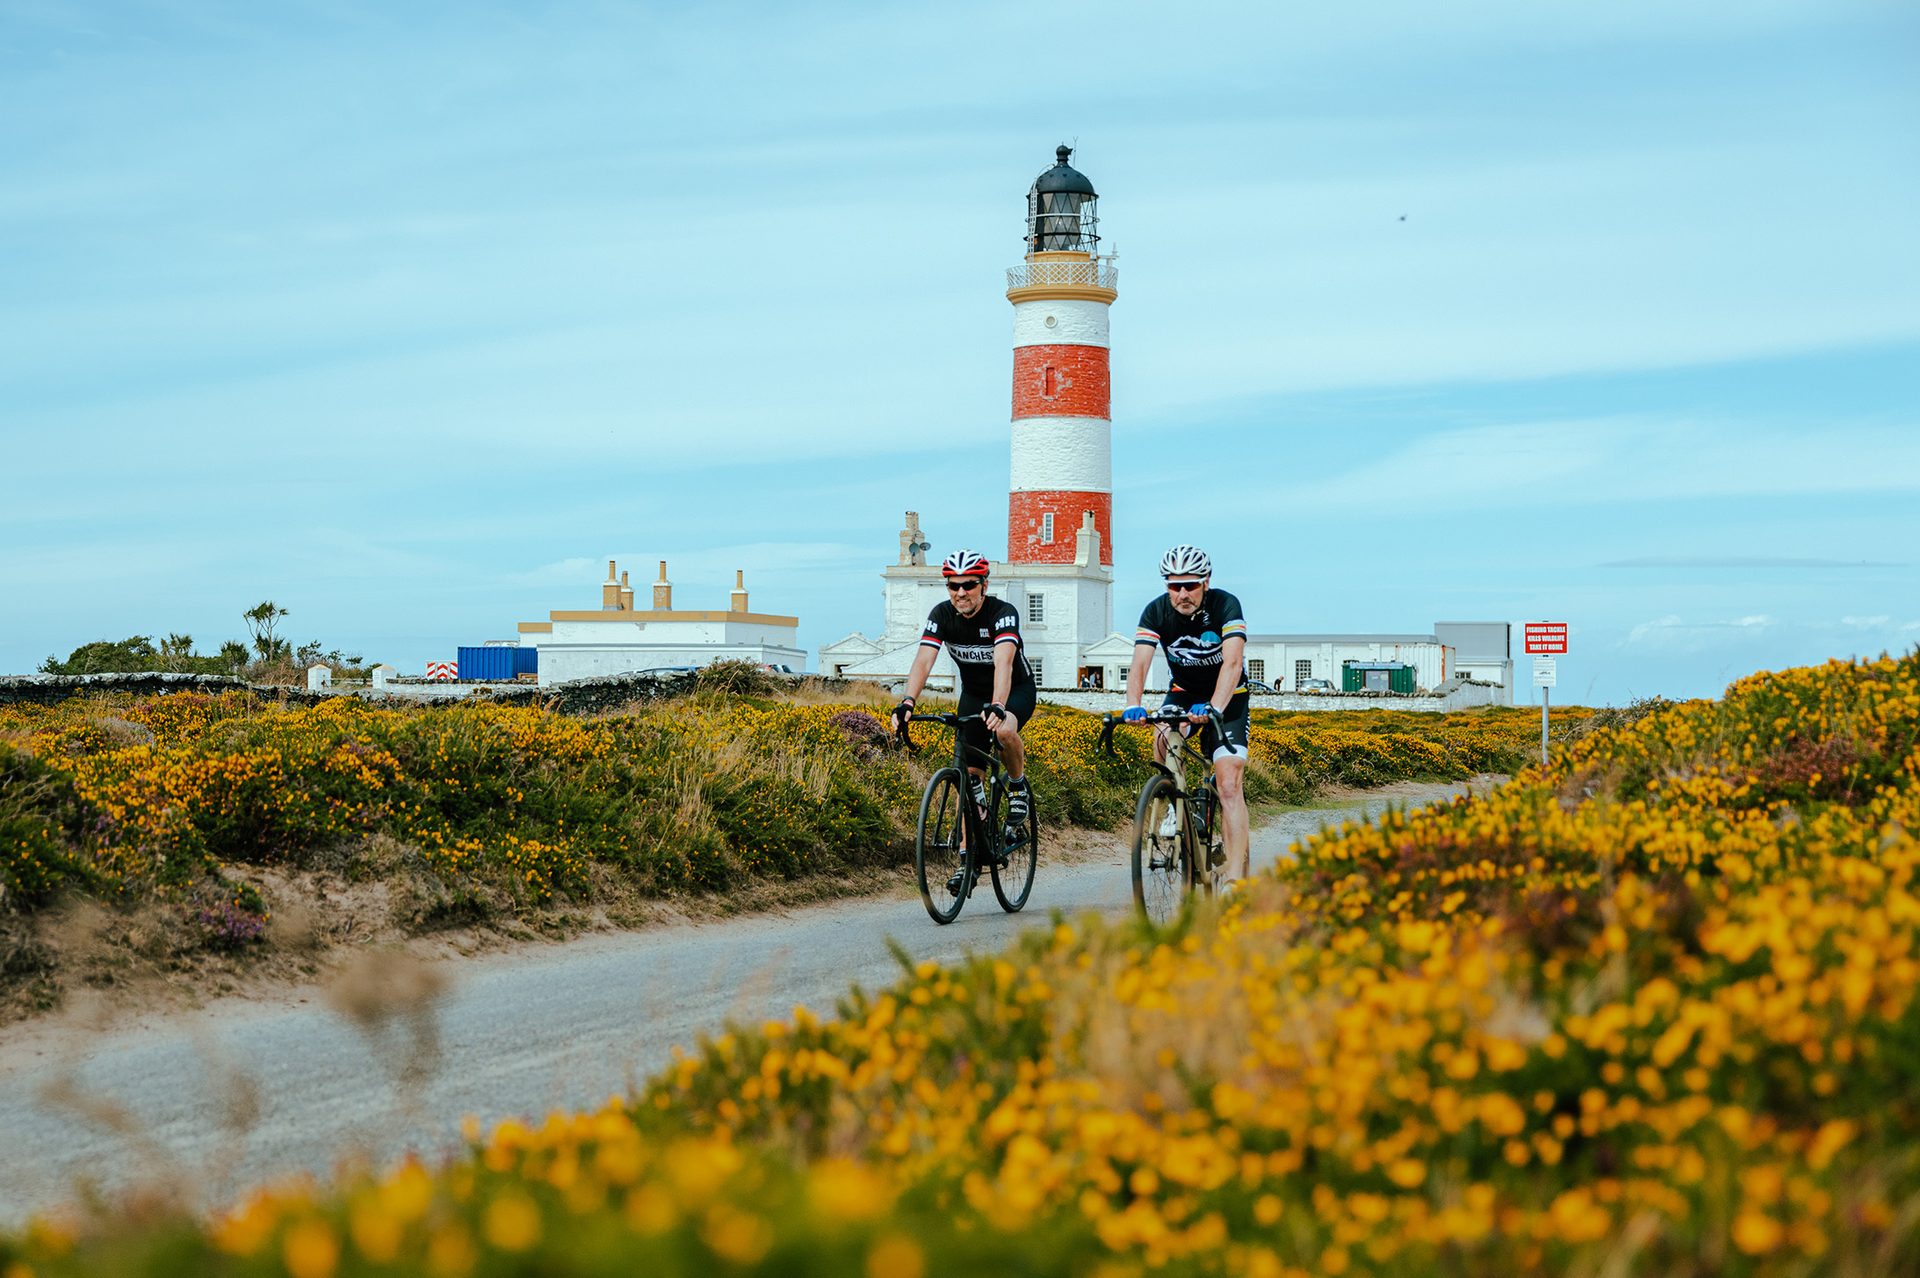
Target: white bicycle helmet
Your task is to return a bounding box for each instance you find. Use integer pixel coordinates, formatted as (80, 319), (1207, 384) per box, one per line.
(1159, 544), (1211, 579)
(941, 549), (991, 578)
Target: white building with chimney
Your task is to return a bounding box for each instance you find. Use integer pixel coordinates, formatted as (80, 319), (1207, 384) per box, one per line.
(519, 559), (805, 686)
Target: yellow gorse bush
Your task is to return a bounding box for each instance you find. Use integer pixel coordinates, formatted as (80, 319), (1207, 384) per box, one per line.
(6, 653), (1918, 1274)
(1, 690), (1552, 919)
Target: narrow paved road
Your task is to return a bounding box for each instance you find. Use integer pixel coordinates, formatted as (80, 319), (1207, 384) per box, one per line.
(0, 783), (1470, 1227)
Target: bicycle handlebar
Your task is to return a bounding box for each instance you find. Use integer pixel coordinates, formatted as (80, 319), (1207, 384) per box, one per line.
(892, 710), (988, 754)
(1096, 704), (1226, 756)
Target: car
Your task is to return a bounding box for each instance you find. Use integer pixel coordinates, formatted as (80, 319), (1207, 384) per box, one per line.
(1246, 679), (1277, 694)
(1297, 678), (1337, 694)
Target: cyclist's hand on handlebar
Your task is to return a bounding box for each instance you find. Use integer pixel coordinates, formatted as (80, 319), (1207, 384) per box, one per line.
(891, 698), (915, 730)
(1189, 702), (1216, 722)
(982, 701), (1007, 730)
(1121, 705), (1147, 724)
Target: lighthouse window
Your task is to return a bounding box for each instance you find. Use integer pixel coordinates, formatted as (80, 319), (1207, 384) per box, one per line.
(1041, 512), (1054, 544)
(1028, 594), (1046, 624)
(1042, 365), (1057, 398)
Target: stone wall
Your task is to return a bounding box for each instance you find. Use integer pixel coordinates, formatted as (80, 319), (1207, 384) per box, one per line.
(1, 669), (868, 718)
(0, 673), (332, 708)
(1038, 681), (1502, 715)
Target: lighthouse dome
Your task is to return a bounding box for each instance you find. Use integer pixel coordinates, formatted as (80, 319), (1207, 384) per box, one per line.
(1033, 145), (1096, 196)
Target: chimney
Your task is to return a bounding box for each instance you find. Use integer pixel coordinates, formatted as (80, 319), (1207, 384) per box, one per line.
(1074, 510), (1100, 567)
(619, 570), (633, 611)
(731, 569), (749, 613)
(602, 559), (621, 609)
(898, 511), (927, 566)
(652, 560), (672, 610)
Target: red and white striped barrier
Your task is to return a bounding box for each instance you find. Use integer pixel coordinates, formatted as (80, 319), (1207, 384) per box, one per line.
(425, 662), (457, 681)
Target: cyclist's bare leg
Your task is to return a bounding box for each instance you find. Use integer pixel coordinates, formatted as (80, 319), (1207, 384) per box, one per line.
(1213, 754), (1250, 880)
(992, 718), (1026, 781)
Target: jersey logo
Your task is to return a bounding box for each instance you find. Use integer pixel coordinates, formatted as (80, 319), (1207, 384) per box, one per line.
(1167, 634), (1224, 665)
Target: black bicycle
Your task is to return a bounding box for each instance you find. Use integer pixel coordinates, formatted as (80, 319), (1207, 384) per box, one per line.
(897, 711), (1038, 924)
(1099, 705), (1228, 924)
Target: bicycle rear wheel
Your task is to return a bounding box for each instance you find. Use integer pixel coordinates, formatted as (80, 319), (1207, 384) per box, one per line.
(1131, 773), (1191, 924)
(990, 777), (1037, 913)
(915, 768), (971, 925)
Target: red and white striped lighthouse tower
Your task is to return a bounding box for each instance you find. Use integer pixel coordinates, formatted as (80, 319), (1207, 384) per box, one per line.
(1006, 146), (1118, 567)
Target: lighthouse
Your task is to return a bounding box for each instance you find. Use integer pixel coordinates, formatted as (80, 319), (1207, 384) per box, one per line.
(819, 144), (1134, 692)
(1006, 145), (1118, 566)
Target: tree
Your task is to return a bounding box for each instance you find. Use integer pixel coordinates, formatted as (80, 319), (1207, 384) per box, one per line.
(159, 633), (196, 672)
(244, 601), (290, 662)
(217, 641), (251, 672)
(40, 637), (159, 675)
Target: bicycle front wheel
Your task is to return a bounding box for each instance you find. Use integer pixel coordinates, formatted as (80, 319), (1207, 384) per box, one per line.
(990, 779), (1037, 913)
(1131, 773), (1191, 925)
(915, 768), (971, 925)
(1194, 784), (1225, 897)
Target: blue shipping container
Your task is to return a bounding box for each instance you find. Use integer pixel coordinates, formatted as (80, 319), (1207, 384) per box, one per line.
(457, 646), (516, 681)
(512, 647), (539, 677)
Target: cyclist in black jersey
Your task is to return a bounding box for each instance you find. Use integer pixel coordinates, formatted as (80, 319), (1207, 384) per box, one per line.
(1121, 544), (1253, 884)
(890, 550), (1036, 844)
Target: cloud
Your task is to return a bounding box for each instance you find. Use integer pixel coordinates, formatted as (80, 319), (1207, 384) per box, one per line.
(1247, 416), (1920, 518)
(1601, 556), (1906, 568)
(1625, 613), (1779, 652)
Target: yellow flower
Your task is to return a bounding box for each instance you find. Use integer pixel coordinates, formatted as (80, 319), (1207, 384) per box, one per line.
(1385, 1159), (1427, 1189)
(282, 1218), (339, 1278)
(482, 1193), (542, 1252)
(1732, 1210), (1784, 1254)
(866, 1233), (926, 1278)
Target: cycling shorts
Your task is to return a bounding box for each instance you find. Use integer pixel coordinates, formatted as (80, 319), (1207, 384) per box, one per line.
(956, 683), (1037, 764)
(1163, 687), (1251, 762)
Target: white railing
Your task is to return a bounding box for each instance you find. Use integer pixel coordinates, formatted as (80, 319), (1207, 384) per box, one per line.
(1006, 258), (1119, 293)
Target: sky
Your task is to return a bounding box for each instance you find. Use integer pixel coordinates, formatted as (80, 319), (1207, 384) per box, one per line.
(2, 0), (1916, 704)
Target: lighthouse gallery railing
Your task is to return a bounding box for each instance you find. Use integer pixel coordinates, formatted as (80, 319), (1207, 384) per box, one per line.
(1005, 259), (1119, 292)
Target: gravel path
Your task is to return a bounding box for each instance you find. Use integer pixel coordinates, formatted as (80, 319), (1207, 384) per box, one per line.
(0, 779), (1479, 1227)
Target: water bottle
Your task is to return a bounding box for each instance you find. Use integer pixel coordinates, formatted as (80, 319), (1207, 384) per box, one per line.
(970, 777), (988, 820)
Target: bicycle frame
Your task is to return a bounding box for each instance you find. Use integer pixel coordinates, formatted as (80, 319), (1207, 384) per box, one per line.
(1100, 705), (1229, 895)
(1098, 704), (1228, 797)
(898, 711), (1003, 859)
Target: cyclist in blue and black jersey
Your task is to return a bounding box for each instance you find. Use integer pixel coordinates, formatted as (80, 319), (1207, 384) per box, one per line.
(890, 550), (1036, 846)
(1121, 544), (1253, 883)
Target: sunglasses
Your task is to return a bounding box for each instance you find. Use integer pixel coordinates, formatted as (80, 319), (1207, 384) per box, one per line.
(1165, 579), (1206, 594)
(946, 579), (984, 592)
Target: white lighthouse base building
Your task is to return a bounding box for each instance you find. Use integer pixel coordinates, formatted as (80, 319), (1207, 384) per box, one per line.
(820, 512), (1137, 692)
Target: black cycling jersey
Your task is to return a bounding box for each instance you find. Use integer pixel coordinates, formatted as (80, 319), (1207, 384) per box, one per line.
(920, 596), (1035, 699)
(1135, 588), (1250, 701)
